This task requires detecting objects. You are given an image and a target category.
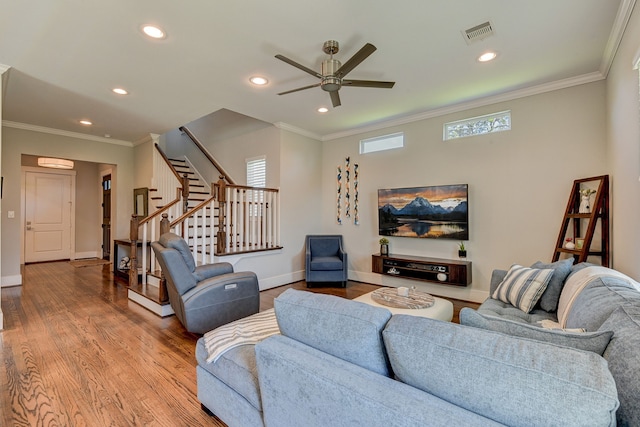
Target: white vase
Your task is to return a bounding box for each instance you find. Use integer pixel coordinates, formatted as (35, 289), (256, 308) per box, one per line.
(565, 241), (575, 250)
(579, 195), (592, 213)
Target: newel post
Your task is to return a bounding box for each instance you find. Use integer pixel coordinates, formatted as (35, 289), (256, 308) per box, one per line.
(214, 176), (227, 254)
(182, 173), (190, 214)
(160, 213), (170, 235)
(157, 213), (170, 303)
(129, 214), (139, 289)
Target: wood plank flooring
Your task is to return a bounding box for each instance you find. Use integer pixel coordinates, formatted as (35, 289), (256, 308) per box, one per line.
(1, 261), (478, 426)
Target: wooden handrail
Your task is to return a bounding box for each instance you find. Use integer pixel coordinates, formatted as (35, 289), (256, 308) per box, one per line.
(154, 143), (184, 184)
(138, 188), (182, 226)
(169, 195), (216, 228)
(179, 126), (236, 185)
(217, 183), (280, 193)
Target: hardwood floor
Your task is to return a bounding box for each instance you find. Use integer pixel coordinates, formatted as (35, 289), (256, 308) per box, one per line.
(0, 262), (479, 426)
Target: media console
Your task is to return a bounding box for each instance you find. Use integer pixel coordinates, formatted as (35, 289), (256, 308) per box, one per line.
(372, 253), (471, 287)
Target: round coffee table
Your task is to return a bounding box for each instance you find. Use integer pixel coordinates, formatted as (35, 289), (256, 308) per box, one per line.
(353, 289), (453, 322)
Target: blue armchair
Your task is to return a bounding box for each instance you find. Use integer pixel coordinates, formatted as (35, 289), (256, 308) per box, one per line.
(305, 235), (348, 288)
(151, 233), (260, 334)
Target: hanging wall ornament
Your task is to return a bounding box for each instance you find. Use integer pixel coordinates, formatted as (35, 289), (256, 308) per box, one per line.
(353, 163), (359, 225)
(336, 165), (342, 224)
(345, 157), (351, 218)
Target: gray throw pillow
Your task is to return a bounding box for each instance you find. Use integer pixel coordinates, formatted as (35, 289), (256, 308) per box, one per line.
(531, 258), (574, 312)
(460, 308), (613, 355)
(599, 305), (640, 426)
(492, 265), (553, 313)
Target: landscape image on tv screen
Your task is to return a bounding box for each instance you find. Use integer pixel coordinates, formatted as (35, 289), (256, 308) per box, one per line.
(378, 184), (468, 240)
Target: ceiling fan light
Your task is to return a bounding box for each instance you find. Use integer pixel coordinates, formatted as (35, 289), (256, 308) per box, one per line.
(318, 107), (329, 113)
(321, 77), (341, 92)
(38, 157), (74, 169)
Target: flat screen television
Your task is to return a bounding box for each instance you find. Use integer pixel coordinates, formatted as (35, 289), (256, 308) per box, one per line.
(378, 184), (468, 240)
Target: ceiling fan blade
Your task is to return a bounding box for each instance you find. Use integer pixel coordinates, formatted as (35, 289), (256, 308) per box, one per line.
(330, 91), (341, 107)
(335, 43), (377, 78)
(342, 79), (395, 89)
(275, 54), (322, 78)
(277, 83), (321, 95)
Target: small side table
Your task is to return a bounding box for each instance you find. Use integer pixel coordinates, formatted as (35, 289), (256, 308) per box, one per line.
(113, 239), (148, 281)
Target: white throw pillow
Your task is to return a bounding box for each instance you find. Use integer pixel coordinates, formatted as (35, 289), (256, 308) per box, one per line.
(492, 265), (554, 313)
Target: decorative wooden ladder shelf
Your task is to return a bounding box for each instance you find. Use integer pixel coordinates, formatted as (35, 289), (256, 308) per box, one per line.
(552, 175), (610, 266)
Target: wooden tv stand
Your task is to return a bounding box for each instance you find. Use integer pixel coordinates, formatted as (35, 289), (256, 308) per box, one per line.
(372, 253), (471, 287)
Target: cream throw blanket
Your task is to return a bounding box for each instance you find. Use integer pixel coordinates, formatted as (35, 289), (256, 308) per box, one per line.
(203, 308), (280, 363)
(556, 266), (640, 328)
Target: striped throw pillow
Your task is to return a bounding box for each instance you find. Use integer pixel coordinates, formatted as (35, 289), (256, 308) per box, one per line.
(492, 265), (554, 313)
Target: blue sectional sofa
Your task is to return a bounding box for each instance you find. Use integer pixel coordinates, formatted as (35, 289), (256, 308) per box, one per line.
(462, 261), (640, 427)
(196, 279), (628, 427)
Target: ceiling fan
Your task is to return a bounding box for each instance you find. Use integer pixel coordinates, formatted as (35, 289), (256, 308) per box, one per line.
(275, 40), (395, 108)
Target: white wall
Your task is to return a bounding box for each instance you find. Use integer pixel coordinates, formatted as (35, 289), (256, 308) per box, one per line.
(322, 82), (608, 302)
(605, 4), (640, 280)
(133, 135), (156, 189)
(1, 126), (135, 284)
(178, 123), (323, 290)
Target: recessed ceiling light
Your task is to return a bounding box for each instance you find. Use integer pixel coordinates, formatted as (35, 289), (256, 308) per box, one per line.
(79, 120), (93, 125)
(112, 88), (128, 95)
(250, 76), (268, 85)
(478, 51), (497, 62)
(318, 107), (329, 113)
(142, 25), (166, 39)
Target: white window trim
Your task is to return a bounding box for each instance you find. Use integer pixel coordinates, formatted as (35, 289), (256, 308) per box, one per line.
(246, 155), (266, 188)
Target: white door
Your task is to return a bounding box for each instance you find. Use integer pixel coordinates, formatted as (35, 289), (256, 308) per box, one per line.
(25, 171), (73, 262)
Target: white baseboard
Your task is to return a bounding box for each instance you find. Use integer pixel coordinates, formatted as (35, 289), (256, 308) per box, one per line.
(258, 270), (305, 291)
(1, 274), (23, 287)
(127, 289), (174, 317)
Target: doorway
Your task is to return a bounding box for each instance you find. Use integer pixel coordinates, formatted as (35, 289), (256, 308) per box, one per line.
(102, 174), (111, 260)
(24, 169), (76, 263)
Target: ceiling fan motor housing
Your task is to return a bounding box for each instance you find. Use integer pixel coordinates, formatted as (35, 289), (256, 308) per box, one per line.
(321, 59), (342, 91)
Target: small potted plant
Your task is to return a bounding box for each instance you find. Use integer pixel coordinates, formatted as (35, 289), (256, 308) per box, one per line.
(458, 242), (467, 258)
(379, 237), (389, 256)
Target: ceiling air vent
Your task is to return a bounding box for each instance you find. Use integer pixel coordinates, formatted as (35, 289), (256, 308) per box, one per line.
(462, 21), (494, 45)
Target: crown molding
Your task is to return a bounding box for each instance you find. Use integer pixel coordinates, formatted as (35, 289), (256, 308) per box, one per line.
(321, 71), (606, 141)
(2, 120), (133, 147)
(133, 133), (160, 147)
(601, 0), (637, 76)
(273, 122), (321, 140)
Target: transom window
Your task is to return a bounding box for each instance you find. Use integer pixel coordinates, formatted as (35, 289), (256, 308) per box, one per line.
(360, 132), (404, 154)
(443, 110), (511, 141)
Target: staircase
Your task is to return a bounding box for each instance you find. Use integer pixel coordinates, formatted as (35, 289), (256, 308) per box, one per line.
(125, 131), (282, 317)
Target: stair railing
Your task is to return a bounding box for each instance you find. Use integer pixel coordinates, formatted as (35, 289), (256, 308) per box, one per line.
(129, 189), (185, 299)
(213, 178), (281, 255)
(153, 143), (185, 210)
(179, 126), (236, 185)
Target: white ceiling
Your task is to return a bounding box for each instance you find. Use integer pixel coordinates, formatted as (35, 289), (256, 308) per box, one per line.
(0, 0), (634, 143)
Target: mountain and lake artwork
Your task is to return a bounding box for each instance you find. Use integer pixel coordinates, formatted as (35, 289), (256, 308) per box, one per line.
(378, 184), (468, 240)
